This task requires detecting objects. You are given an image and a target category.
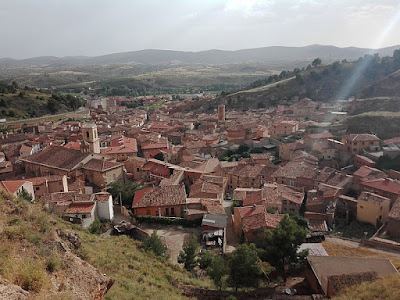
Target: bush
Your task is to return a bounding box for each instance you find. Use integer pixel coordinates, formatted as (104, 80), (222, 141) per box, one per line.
(178, 234), (199, 271)
(89, 218), (102, 234)
(144, 231), (167, 258)
(46, 256), (61, 273)
(14, 260), (47, 292)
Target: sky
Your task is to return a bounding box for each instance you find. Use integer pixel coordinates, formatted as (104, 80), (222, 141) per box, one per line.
(1, 0), (400, 59)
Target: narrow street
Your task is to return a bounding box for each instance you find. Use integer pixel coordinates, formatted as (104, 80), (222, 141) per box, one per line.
(222, 200), (239, 253)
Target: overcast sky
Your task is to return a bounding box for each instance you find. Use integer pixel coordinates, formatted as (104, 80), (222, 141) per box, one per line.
(1, 0), (400, 59)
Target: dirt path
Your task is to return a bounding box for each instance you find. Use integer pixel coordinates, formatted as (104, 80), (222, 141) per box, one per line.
(139, 224), (201, 263)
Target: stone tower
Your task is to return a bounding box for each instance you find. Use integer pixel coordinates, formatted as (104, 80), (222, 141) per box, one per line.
(218, 104), (225, 123)
(81, 123), (100, 154)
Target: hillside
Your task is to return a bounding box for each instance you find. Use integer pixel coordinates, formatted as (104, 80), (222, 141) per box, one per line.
(0, 192), (211, 299)
(0, 81), (84, 119)
(341, 112), (400, 140)
(1, 44), (399, 94)
(358, 69), (400, 98)
(215, 50), (400, 110)
(1, 45), (399, 66)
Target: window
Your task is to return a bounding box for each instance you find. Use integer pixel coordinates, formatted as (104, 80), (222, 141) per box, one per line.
(86, 131), (90, 138)
(166, 208), (169, 216)
(282, 200), (287, 205)
(156, 210), (159, 216)
(146, 210), (150, 215)
(137, 168), (140, 172)
(171, 207), (175, 216)
(35, 187), (40, 190)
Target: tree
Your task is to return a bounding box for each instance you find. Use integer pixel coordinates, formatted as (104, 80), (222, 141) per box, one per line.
(295, 73), (304, 85)
(144, 230), (167, 258)
(178, 234), (199, 271)
(229, 244), (262, 290)
(312, 58), (322, 67)
(199, 250), (228, 289)
(207, 254), (228, 290)
(89, 218), (102, 234)
(153, 152), (164, 161)
(199, 250), (214, 270)
(237, 144), (249, 154)
(107, 181), (144, 207)
(257, 215), (308, 281)
(47, 98), (60, 114)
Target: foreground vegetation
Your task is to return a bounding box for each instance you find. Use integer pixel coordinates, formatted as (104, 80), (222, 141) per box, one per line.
(0, 191), (212, 299)
(0, 81), (85, 119)
(333, 274), (400, 300)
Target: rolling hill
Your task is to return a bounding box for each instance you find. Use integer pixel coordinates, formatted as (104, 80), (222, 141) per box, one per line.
(1, 44), (399, 66)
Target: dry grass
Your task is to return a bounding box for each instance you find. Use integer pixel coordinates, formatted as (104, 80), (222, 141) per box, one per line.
(333, 274), (400, 300)
(322, 241), (400, 269)
(0, 190), (212, 300)
(79, 232), (213, 300)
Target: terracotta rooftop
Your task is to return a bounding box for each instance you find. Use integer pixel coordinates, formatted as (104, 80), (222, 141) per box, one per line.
(189, 178), (224, 198)
(94, 192), (111, 202)
(262, 183), (304, 206)
(308, 219), (328, 232)
(64, 201), (95, 214)
(0, 180), (30, 194)
(353, 166), (386, 179)
(132, 185), (186, 208)
(358, 192), (391, 206)
(26, 175), (64, 186)
(389, 198), (400, 221)
(20, 145), (90, 171)
(82, 158), (124, 172)
(273, 160), (318, 180)
(361, 178), (400, 195)
(42, 191), (92, 203)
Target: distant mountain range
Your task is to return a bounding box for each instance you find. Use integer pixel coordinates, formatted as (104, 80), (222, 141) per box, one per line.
(1, 45), (400, 67)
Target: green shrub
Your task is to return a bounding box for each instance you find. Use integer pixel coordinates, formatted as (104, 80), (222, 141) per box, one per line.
(89, 218), (102, 234)
(46, 256), (61, 273)
(144, 231), (168, 258)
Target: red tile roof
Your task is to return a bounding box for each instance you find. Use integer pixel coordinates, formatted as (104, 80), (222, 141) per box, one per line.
(0, 180), (29, 193)
(20, 145), (90, 171)
(358, 192), (391, 206)
(64, 201), (95, 214)
(353, 166), (385, 179)
(132, 185), (186, 208)
(361, 178), (400, 195)
(82, 159), (124, 172)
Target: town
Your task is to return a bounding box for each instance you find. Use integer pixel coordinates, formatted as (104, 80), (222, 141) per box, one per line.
(1, 89), (400, 298)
